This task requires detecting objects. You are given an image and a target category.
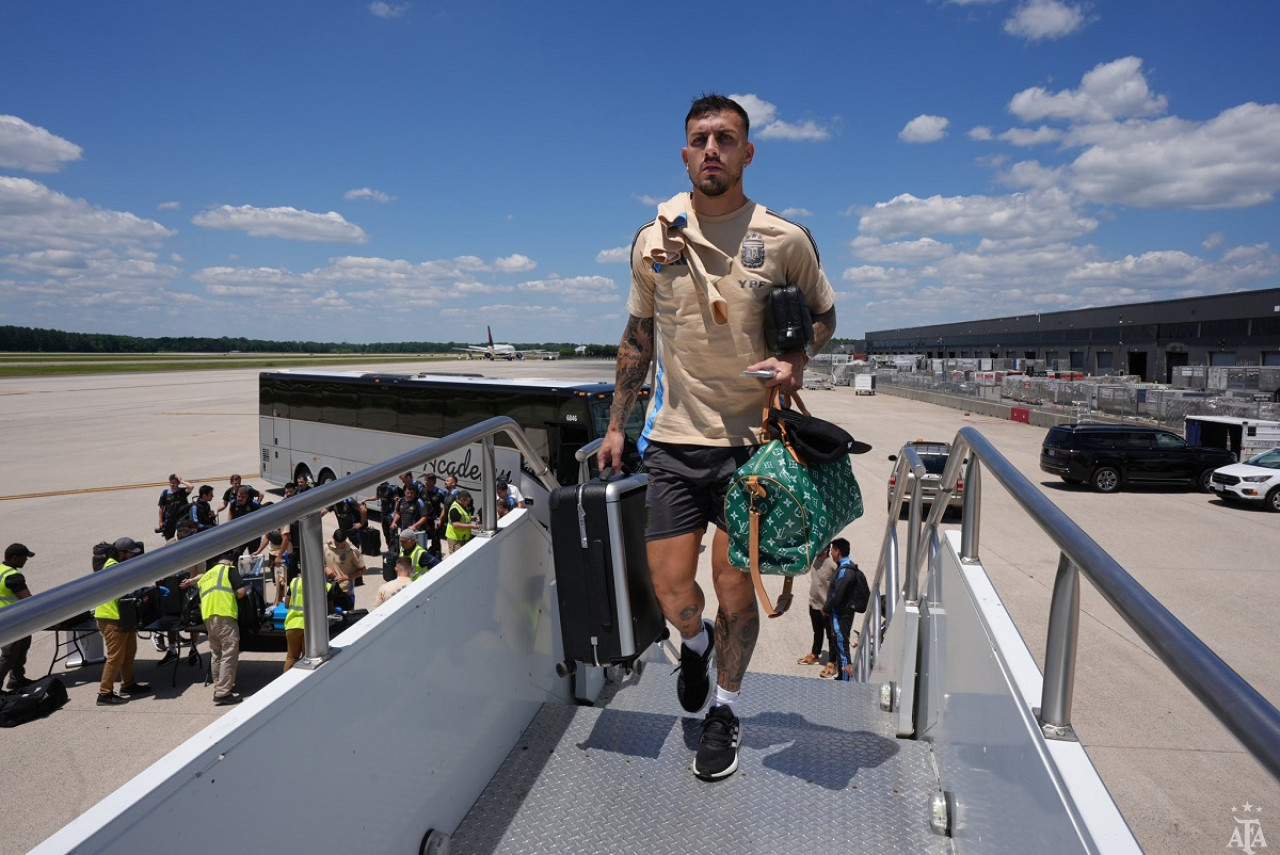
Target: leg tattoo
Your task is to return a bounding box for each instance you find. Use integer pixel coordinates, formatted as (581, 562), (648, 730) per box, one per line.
(714, 607), (760, 692)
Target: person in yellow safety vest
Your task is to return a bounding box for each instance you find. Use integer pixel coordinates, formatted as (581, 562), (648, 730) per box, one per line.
(282, 567), (344, 672)
(0, 543), (37, 691)
(93, 538), (153, 706)
(444, 490), (479, 556)
(187, 555), (246, 706)
(397, 529), (438, 582)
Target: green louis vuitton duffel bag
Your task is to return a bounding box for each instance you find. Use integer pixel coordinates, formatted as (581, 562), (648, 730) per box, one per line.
(725, 390), (865, 617)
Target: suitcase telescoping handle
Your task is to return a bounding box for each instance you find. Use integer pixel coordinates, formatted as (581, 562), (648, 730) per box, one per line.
(576, 471), (631, 547)
(574, 482), (616, 635)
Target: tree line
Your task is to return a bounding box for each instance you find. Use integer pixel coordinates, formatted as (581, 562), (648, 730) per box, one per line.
(0, 326), (615, 357)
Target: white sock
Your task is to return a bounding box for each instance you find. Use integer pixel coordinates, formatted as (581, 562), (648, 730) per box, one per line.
(713, 685), (739, 714)
(682, 622), (710, 656)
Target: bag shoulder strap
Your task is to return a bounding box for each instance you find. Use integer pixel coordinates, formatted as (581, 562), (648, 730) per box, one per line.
(746, 475), (794, 619)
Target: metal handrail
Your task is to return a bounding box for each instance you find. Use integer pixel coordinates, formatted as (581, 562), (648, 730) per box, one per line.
(0, 417), (560, 653)
(858, 425), (1280, 783)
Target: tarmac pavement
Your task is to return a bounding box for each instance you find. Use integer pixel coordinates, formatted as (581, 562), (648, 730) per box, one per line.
(0, 361), (1276, 854)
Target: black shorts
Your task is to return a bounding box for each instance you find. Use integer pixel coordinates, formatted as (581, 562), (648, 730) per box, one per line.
(642, 442), (755, 541)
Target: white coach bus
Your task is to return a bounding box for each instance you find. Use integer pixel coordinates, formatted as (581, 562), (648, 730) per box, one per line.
(258, 370), (649, 499)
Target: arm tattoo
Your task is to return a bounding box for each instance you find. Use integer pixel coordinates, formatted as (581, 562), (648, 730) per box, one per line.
(810, 306), (837, 356)
(608, 315), (653, 432)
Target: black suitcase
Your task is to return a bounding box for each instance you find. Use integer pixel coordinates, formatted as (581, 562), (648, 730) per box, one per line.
(118, 586), (161, 633)
(359, 527), (382, 557)
(0, 675), (69, 727)
(549, 473), (664, 671)
(381, 550), (399, 582)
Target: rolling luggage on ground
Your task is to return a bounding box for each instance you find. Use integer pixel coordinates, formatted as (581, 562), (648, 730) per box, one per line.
(549, 473), (664, 674)
(359, 527), (382, 557)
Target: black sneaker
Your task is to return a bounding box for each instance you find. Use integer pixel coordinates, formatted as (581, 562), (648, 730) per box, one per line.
(675, 619), (715, 713)
(120, 682), (153, 697)
(213, 694), (241, 706)
(5, 675), (33, 691)
(97, 692), (127, 706)
(693, 704), (741, 781)
(188, 649), (201, 666)
(158, 649), (178, 665)
(152, 633), (167, 652)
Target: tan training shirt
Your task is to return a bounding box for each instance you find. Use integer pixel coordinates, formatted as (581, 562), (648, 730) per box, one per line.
(627, 196), (836, 447)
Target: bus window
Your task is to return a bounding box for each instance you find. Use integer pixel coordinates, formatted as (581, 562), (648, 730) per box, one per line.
(397, 388), (443, 437)
(321, 384), (358, 427)
(260, 377), (288, 418)
(589, 398), (648, 444)
(291, 382), (323, 423)
(356, 388), (396, 432)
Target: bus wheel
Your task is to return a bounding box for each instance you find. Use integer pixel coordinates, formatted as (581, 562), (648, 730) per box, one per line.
(318, 468), (337, 485)
(294, 463), (314, 485)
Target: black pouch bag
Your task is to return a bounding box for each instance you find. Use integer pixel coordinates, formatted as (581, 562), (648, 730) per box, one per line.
(766, 402), (872, 464)
(764, 285), (813, 356)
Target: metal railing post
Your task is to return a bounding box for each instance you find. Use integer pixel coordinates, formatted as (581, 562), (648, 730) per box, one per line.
(960, 452), (981, 563)
(477, 436), (498, 537)
(296, 511), (332, 669)
(884, 528), (899, 629)
(905, 481), (924, 603)
(1039, 552), (1080, 739)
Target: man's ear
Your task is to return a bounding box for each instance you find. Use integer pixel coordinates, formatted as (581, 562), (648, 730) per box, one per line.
(744, 141), (755, 166)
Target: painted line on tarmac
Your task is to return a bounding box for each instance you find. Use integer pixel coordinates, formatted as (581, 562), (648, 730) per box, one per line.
(0, 474), (263, 502)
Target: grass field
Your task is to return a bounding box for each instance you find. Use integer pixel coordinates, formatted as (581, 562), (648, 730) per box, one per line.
(0, 353), (458, 377)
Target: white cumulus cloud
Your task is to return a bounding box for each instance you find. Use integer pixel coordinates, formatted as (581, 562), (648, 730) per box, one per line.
(1009, 57), (1166, 124)
(492, 253), (536, 273)
(517, 275), (620, 303)
(900, 115), (950, 144)
(369, 2), (409, 18)
(191, 204), (369, 243)
(344, 187), (395, 203)
(858, 187), (1097, 248)
(0, 176), (175, 251)
(1003, 0), (1087, 41)
(596, 246), (630, 264)
(0, 115), (83, 173)
(728, 93), (831, 142)
(1065, 103), (1280, 209)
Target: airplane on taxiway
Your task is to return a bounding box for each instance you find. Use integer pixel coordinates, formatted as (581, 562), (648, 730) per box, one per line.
(454, 326), (553, 360)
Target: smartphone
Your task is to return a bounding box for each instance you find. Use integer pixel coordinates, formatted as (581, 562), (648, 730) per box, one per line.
(742, 368), (777, 378)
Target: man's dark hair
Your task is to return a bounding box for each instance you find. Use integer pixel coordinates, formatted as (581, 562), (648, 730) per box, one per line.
(333, 529), (348, 544)
(686, 93), (750, 138)
(830, 537), (851, 556)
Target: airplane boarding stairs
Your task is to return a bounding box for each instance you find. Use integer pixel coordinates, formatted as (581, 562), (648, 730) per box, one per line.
(450, 669), (949, 855)
(4, 418), (1277, 854)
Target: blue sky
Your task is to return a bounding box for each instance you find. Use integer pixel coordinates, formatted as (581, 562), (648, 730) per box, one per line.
(2, 0), (1278, 346)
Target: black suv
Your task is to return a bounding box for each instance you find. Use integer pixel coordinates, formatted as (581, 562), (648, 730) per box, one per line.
(1040, 425), (1236, 493)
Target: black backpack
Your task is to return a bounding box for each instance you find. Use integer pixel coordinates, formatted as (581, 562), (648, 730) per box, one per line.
(180, 585), (203, 629)
(850, 565), (871, 614)
(91, 542), (113, 572)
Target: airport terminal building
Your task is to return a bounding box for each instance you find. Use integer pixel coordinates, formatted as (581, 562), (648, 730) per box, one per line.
(865, 287), (1280, 383)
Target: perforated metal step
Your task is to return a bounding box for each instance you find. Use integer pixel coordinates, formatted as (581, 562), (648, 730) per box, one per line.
(451, 669), (951, 855)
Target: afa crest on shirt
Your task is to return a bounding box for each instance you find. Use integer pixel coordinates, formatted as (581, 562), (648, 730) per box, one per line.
(741, 232), (765, 269)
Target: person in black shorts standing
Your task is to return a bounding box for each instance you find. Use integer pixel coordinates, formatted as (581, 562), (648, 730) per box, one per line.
(599, 93), (837, 781)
